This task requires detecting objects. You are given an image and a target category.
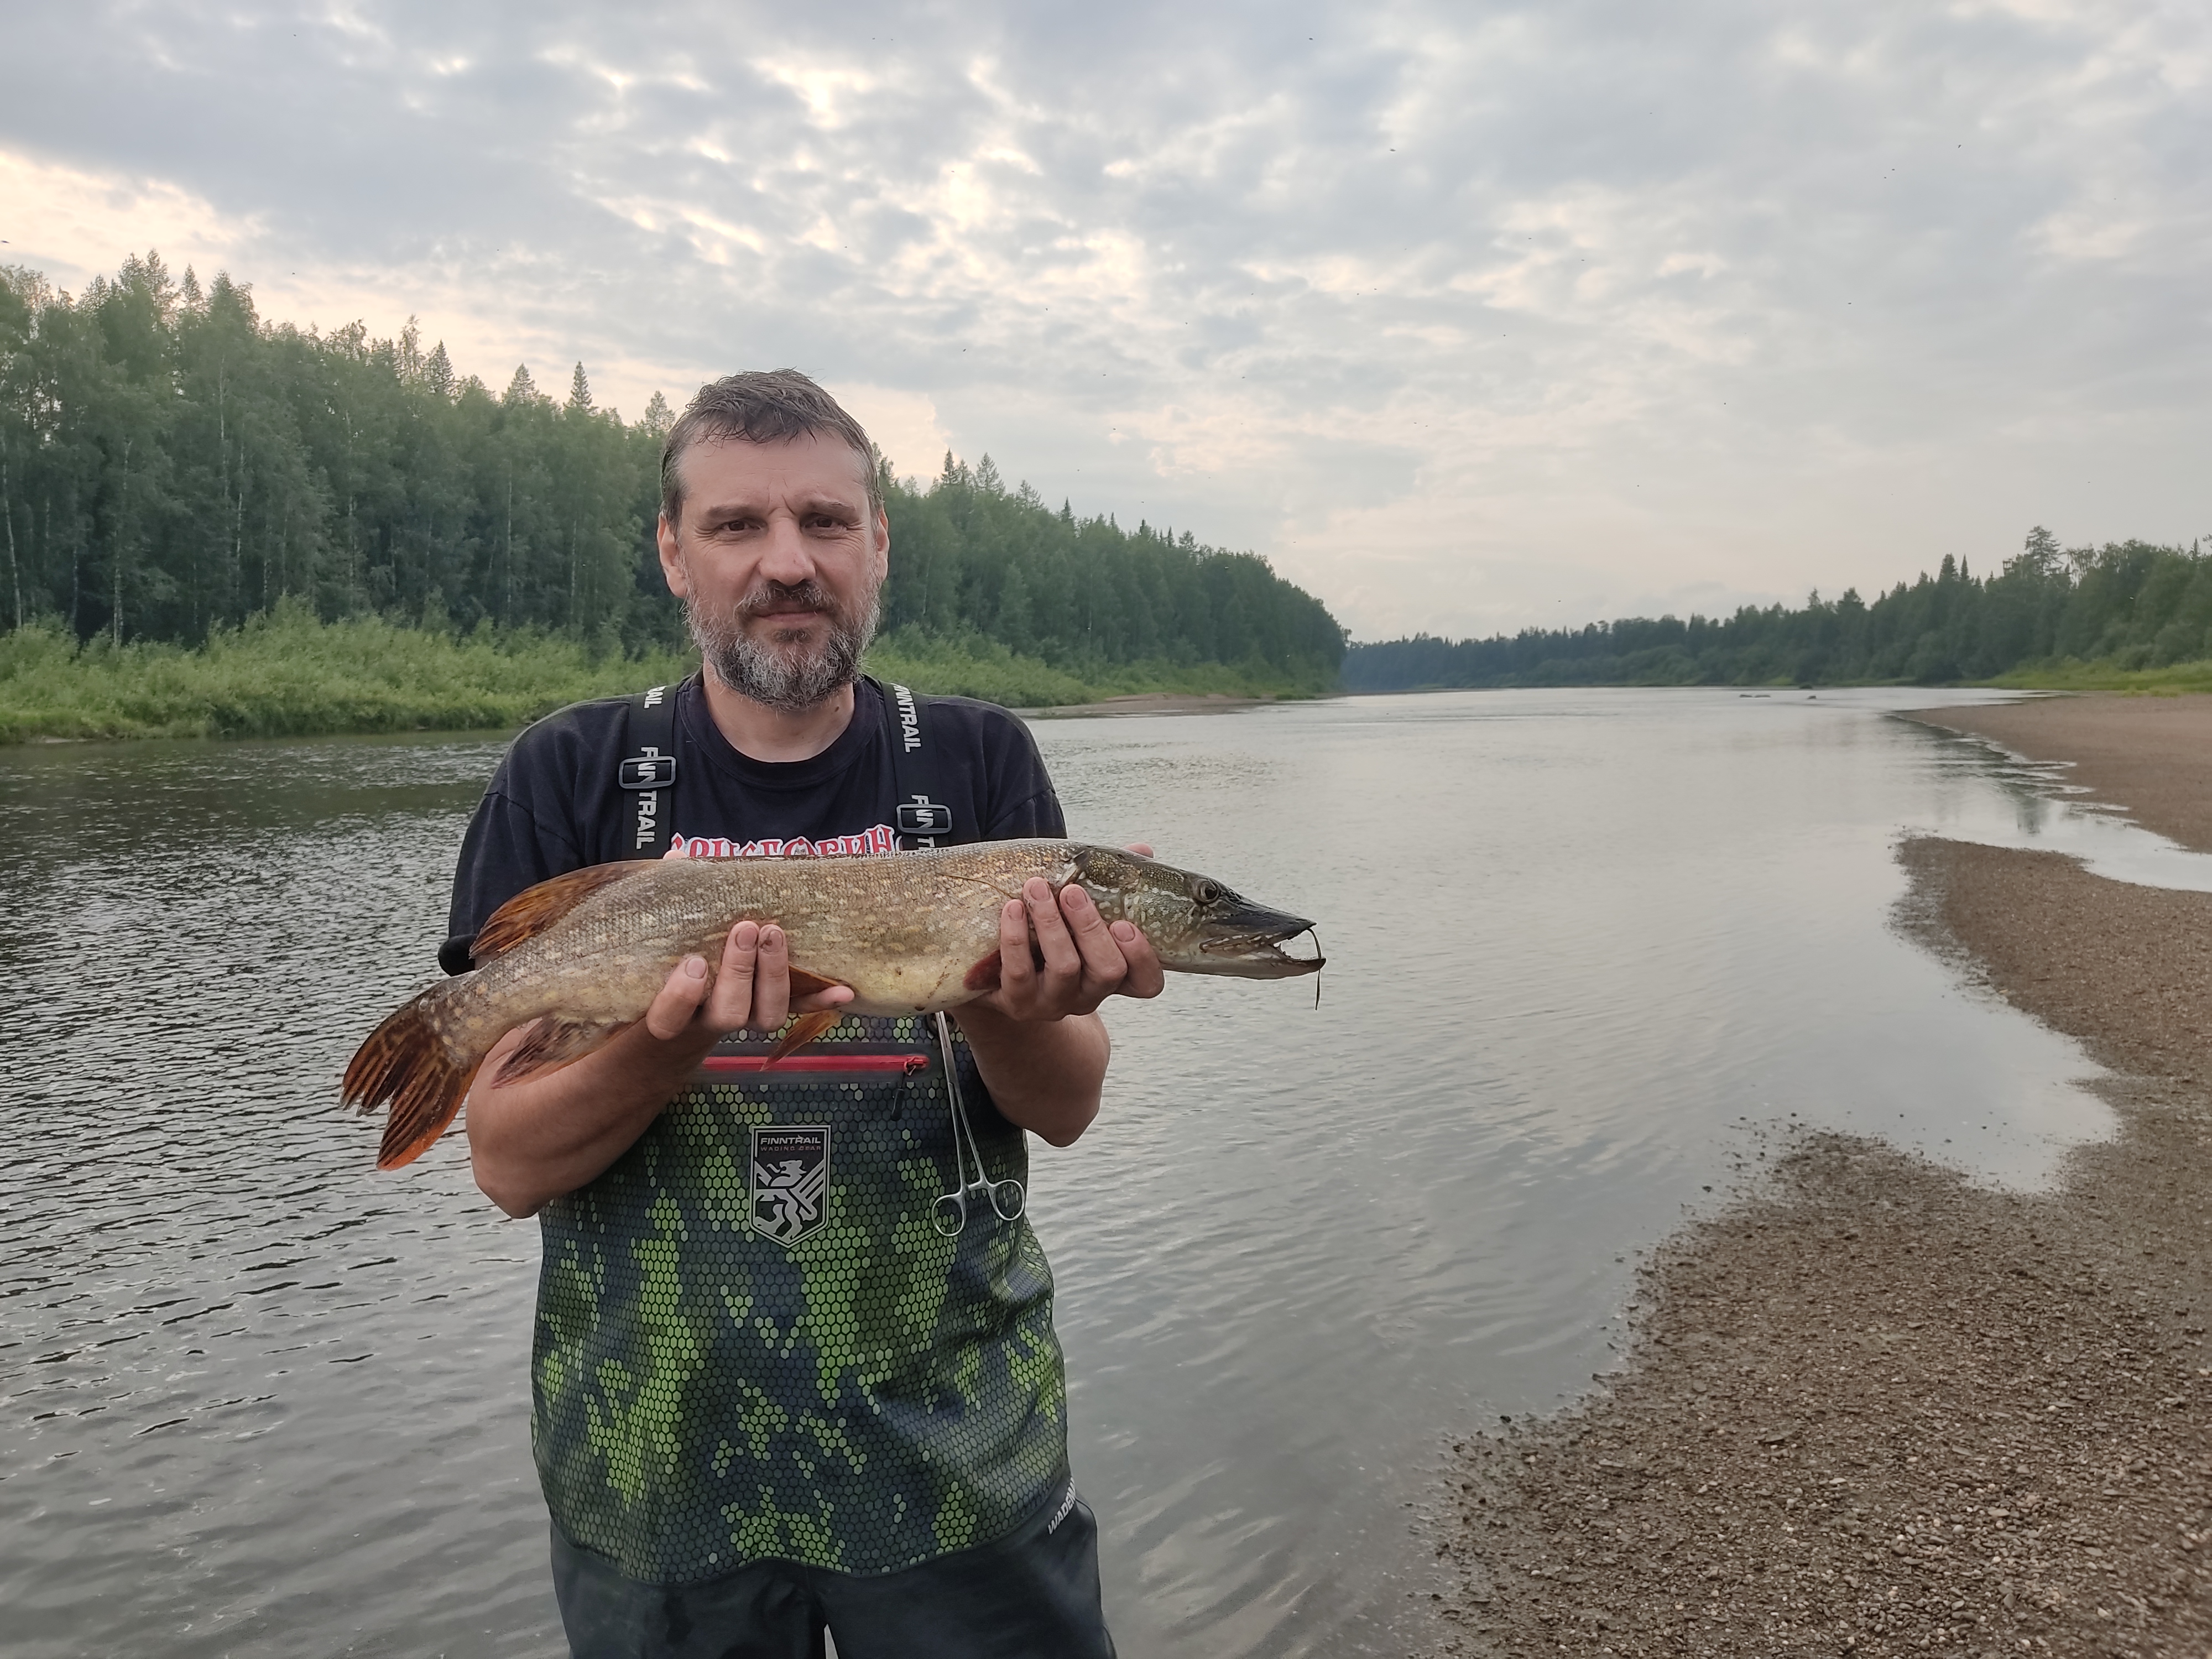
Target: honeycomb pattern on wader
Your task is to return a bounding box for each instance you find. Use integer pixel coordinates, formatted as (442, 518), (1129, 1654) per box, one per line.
(530, 1015), (1068, 1583)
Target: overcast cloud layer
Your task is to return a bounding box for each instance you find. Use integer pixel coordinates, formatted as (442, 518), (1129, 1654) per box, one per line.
(3, 0), (2206, 639)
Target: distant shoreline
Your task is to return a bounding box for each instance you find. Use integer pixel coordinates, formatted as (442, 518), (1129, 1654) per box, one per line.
(1440, 693), (2212, 1653)
(1021, 691), (1285, 718)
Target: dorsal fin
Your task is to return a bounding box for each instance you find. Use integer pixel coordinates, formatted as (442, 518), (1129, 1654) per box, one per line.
(473, 862), (659, 963)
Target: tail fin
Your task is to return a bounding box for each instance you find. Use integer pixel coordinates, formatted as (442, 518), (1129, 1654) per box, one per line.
(342, 988), (484, 1171)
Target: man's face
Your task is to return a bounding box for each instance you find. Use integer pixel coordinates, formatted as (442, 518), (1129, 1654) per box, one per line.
(656, 431), (890, 712)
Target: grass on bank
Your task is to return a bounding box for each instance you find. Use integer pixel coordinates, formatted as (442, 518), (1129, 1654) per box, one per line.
(0, 607), (1323, 743)
(1986, 656), (2212, 693)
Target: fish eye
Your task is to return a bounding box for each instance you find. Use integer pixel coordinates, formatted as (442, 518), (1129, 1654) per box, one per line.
(1192, 879), (1221, 905)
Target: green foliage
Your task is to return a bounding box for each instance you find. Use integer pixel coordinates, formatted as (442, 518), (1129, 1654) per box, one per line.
(1345, 530), (2212, 691)
(878, 456), (1343, 691)
(0, 609), (1328, 743)
(0, 252), (1344, 741)
(1984, 658), (2212, 694)
(0, 600), (695, 742)
(862, 627), (1328, 709)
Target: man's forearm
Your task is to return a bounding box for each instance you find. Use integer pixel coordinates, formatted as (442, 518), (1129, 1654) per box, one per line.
(952, 1004), (1109, 1147)
(467, 1022), (712, 1218)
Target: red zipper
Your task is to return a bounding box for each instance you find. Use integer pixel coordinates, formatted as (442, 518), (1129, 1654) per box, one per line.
(701, 1053), (931, 1076)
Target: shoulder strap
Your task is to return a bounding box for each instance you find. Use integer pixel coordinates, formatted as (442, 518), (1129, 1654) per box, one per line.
(618, 681), (680, 856)
(871, 676), (958, 849)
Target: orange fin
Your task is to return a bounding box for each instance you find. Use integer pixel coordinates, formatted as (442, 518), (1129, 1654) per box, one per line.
(963, 951), (1003, 992)
(492, 1015), (636, 1087)
(343, 988), (482, 1171)
(787, 966), (841, 998)
(473, 862), (658, 963)
(766, 1008), (844, 1063)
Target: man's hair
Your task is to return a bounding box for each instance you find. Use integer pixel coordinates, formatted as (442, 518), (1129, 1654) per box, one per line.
(660, 370), (879, 526)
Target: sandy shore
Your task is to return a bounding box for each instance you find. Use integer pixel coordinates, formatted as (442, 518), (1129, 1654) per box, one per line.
(1438, 701), (2212, 1655)
(1908, 695), (2212, 854)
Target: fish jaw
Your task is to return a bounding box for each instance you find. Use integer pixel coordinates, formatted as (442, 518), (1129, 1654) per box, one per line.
(1183, 894), (1324, 978)
(1065, 846), (1323, 980)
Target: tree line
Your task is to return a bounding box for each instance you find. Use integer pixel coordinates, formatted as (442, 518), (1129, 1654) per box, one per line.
(0, 252), (1344, 687)
(1345, 529), (2212, 690)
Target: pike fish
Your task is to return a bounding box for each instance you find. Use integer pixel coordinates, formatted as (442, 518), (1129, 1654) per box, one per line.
(344, 839), (1322, 1170)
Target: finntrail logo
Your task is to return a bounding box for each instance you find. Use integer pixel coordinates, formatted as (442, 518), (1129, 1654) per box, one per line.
(891, 682), (922, 752)
(750, 1127), (831, 1244)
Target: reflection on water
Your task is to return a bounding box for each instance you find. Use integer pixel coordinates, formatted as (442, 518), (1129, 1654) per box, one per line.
(0, 690), (2192, 1658)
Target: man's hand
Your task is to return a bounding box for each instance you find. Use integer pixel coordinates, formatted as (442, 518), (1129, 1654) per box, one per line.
(652, 839), (853, 1042)
(641, 919), (854, 1045)
(951, 843), (1164, 1149)
(978, 873), (1166, 1024)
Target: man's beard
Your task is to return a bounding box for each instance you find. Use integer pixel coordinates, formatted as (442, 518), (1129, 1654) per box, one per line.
(684, 573), (881, 713)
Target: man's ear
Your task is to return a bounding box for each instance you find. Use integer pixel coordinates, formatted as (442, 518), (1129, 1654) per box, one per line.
(657, 513), (689, 598)
(873, 508), (891, 582)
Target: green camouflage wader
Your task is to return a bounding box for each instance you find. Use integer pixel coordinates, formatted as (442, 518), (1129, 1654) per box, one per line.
(530, 1015), (1070, 1582)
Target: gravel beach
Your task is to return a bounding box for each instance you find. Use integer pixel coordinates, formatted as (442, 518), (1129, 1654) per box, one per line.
(1437, 697), (2212, 1657)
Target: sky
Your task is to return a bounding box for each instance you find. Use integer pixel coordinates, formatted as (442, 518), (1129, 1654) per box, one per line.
(2, 0), (2206, 643)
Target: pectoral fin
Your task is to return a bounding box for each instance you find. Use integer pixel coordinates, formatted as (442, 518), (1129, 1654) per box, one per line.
(765, 1008), (844, 1064)
(492, 1015), (637, 1086)
(786, 966), (842, 999)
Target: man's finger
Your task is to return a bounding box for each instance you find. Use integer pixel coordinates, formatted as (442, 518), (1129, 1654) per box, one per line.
(663, 838), (692, 860)
(1024, 877), (1083, 984)
(995, 898), (1037, 999)
(1109, 920), (1167, 1000)
(702, 922), (760, 1029)
(791, 984), (857, 1015)
(748, 924), (793, 1033)
(1124, 842), (1155, 859)
(645, 954), (712, 1039)
(1057, 882), (1130, 987)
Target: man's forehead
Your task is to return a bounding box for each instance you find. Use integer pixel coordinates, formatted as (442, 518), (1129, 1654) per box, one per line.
(679, 433), (871, 508)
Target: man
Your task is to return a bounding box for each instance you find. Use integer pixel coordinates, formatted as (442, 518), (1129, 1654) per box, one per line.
(444, 371), (1159, 1657)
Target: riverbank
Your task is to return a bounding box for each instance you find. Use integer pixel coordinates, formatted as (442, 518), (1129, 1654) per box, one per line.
(1020, 691), (1277, 718)
(0, 611), (1324, 742)
(1437, 699), (2212, 1655)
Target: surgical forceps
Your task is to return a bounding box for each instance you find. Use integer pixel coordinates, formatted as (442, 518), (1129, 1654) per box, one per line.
(930, 1012), (1026, 1237)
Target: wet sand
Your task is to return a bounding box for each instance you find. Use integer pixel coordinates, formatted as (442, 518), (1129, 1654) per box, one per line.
(1908, 695), (2212, 854)
(1438, 702), (2212, 1655)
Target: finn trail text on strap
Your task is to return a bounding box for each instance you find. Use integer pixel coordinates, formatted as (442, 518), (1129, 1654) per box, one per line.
(614, 677), (958, 857)
(619, 683), (678, 858)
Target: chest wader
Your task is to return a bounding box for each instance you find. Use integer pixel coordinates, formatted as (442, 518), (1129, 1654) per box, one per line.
(528, 680), (1070, 1583)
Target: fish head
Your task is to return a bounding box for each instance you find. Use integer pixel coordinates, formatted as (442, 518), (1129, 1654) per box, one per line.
(1067, 846), (1323, 979)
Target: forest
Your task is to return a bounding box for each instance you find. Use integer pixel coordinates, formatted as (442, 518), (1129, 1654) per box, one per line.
(1344, 529), (2212, 692)
(0, 253), (1344, 702)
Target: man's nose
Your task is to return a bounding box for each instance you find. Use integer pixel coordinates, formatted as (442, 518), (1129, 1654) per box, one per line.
(755, 514), (818, 584)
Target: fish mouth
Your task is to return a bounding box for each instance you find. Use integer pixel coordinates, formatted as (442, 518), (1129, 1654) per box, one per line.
(1194, 903), (1324, 978)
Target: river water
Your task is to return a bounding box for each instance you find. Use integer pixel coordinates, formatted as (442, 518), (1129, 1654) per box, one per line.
(2, 687), (2198, 1658)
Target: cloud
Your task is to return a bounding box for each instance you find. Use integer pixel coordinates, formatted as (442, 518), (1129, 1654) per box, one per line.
(3, 0), (2207, 638)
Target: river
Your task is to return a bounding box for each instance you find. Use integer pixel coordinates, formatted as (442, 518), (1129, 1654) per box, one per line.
(1, 687), (2192, 1657)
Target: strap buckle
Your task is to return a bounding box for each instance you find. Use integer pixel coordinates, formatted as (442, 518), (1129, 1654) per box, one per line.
(895, 795), (953, 837)
(619, 752), (676, 790)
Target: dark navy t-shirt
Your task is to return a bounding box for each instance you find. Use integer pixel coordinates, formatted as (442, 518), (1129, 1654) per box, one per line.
(442, 675), (1065, 972)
